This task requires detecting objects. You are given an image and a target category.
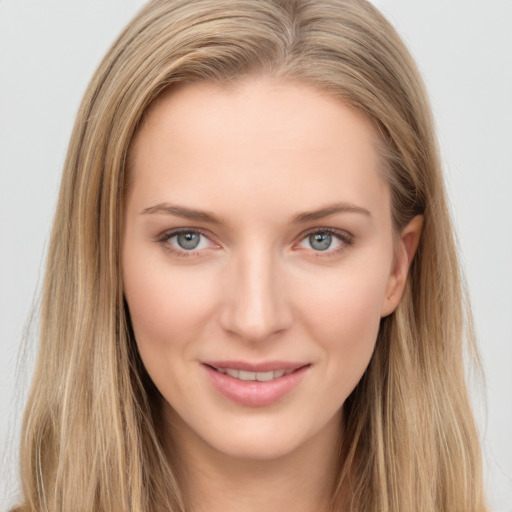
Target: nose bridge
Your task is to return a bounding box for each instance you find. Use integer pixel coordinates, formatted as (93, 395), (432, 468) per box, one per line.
(220, 241), (291, 342)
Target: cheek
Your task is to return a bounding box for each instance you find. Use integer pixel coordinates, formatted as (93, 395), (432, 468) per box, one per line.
(122, 247), (218, 367)
(123, 257), (224, 413)
(295, 264), (389, 388)
(298, 259), (388, 334)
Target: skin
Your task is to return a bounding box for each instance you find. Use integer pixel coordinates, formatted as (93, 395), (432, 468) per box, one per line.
(122, 76), (422, 512)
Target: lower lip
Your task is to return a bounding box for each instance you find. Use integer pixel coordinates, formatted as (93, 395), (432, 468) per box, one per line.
(202, 364), (310, 407)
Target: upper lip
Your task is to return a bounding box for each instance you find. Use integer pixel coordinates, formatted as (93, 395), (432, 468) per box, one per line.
(202, 361), (310, 372)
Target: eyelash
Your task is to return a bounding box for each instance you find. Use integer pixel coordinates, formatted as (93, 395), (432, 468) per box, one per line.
(297, 228), (354, 258)
(156, 227), (354, 258)
(156, 228), (216, 258)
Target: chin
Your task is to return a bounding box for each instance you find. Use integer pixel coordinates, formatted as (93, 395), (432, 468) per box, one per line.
(190, 409), (341, 463)
(208, 431), (307, 461)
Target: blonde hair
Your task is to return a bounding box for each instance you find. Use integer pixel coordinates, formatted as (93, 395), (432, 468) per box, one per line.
(15, 1), (486, 511)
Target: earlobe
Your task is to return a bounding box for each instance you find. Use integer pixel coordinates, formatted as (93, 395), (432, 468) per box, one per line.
(381, 215), (424, 317)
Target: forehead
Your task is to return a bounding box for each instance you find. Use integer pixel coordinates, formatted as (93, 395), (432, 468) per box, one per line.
(127, 77), (390, 223)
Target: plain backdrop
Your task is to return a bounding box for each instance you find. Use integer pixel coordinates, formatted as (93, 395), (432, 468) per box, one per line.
(1, 1), (511, 510)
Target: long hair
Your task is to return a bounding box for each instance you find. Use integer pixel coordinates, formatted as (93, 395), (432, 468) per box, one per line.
(15, 1), (486, 510)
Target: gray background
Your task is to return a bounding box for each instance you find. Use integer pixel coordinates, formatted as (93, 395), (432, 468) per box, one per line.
(1, 1), (511, 510)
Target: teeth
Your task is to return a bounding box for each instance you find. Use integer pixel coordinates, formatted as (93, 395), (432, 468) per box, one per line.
(218, 368), (294, 381)
(256, 371), (274, 382)
(238, 370), (256, 380)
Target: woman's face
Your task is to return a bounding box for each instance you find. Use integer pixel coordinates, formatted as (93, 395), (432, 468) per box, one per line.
(122, 77), (417, 461)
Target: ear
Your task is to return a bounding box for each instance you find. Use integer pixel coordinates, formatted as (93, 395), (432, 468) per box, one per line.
(381, 215), (424, 317)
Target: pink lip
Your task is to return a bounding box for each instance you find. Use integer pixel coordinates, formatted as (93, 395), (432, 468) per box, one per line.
(201, 361), (311, 407)
(203, 360), (306, 372)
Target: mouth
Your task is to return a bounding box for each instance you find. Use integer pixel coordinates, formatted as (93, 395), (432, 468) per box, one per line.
(201, 361), (311, 406)
(205, 366), (297, 382)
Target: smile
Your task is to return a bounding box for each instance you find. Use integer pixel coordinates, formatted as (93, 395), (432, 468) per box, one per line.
(202, 361), (311, 407)
(213, 368), (295, 381)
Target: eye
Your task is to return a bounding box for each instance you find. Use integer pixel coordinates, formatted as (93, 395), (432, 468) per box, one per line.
(158, 229), (218, 256)
(173, 232), (204, 250)
(297, 229), (353, 254)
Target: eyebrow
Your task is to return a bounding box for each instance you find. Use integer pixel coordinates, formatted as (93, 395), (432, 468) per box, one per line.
(141, 201), (371, 224)
(290, 203), (372, 223)
(141, 203), (225, 224)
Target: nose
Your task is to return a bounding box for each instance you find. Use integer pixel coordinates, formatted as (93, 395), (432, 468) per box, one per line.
(219, 245), (293, 343)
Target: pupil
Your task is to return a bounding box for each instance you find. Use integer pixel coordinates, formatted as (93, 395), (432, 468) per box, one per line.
(177, 232), (200, 250)
(309, 232), (332, 251)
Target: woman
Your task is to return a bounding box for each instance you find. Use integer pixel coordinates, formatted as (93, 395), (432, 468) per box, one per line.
(14, 0), (487, 511)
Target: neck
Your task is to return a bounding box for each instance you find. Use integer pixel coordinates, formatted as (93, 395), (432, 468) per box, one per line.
(164, 410), (343, 512)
